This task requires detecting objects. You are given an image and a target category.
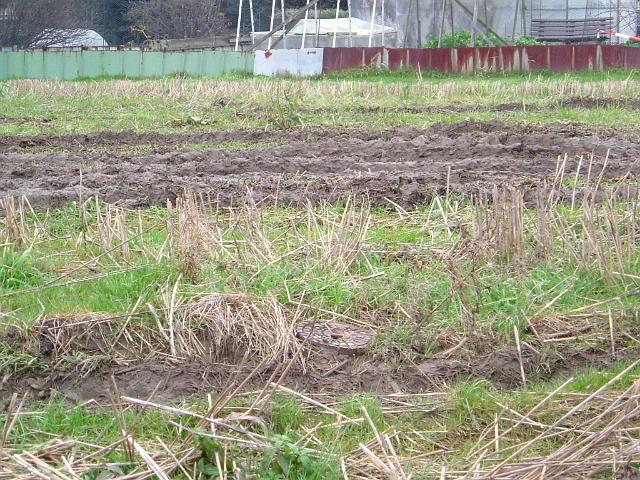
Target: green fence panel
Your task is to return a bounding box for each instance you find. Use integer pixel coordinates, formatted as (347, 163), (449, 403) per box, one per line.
(184, 51), (204, 76)
(140, 52), (163, 77)
(163, 52), (186, 75)
(0, 52), (7, 80)
(79, 51), (104, 78)
(1, 50), (253, 80)
(5, 52), (25, 79)
(24, 51), (44, 79)
(104, 51), (124, 77)
(121, 51), (141, 78)
(202, 51), (226, 76)
(44, 52), (66, 79)
(62, 51), (81, 80)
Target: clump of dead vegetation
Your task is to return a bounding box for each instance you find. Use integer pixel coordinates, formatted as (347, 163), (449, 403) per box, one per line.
(168, 293), (298, 364)
(27, 291), (300, 372)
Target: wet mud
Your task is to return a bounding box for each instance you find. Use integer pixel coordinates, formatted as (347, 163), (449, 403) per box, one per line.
(1, 121), (639, 210)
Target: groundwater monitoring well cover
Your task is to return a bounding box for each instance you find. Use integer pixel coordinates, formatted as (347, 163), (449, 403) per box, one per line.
(294, 321), (375, 354)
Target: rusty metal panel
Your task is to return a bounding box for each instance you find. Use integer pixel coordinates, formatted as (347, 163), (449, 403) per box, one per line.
(408, 48), (431, 71)
(321, 47), (340, 72)
(428, 48), (452, 72)
(322, 47), (361, 72)
(625, 46), (640, 69)
(573, 45), (597, 71)
(522, 46), (549, 71)
(476, 47), (501, 72)
(321, 45), (640, 75)
(363, 47), (384, 68)
(498, 46), (521, 72)
(601, 45), (625, 70)
(548, 45), (573, 72)
(455, 47), (475, 73)
(387, 48), (408, 70)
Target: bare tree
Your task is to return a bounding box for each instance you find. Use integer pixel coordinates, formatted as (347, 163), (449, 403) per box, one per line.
(126, 0), (229, 40)
(0, 0), (97, 47)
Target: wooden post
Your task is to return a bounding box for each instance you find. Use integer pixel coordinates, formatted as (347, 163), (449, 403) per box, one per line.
(403, 0), (413, 47)
(483, 0), (488, 28)
(451, 0), (507, 45)
(471, 0), (478, 46)
(268, 0), (277, 50)
(368, 0), (377, 47)
(512, 0), (520, 42)
(450, 0), (455, 37)
(438, 0), (447, 47)
(332, 0), (340, 47)
(416, 0), (421, 47)
(235, 0), (243, 51)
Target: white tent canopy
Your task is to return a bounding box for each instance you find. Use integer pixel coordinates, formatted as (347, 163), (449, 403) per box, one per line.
(288, 17), (395, 35)
(253, 17), (397, 48)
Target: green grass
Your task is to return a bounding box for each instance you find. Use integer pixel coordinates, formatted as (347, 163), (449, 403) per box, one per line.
(321, 67), (640, 84)
(2, 71), (640, 135)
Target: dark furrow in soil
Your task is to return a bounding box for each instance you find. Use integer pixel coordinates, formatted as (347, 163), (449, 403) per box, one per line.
(2, 121), (638, 210)
(3, 340), (637, 404)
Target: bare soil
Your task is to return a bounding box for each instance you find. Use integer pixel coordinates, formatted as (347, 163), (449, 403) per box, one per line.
(2, 325), (637, 404)
(2, 121), (639, 210)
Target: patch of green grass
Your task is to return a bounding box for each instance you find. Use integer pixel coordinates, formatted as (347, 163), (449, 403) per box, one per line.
(1, 263), (174, 322)
(0, 250), (48, 290)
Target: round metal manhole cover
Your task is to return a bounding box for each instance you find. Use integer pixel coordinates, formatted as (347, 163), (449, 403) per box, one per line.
(294, 321), (375, 354)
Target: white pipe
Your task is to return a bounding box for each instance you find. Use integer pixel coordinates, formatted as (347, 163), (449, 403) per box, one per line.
(347, 0), (352, 47)
(268, 0), (276, 50)
(235, 0), (243, 51)
(315, 2), (320, 47)
(380, 0), (385, 47)
(332, 0), (340, 47)
(368, 0), (377, 47)
(249, 0), (255, 45)
(302, 0), (310, 49)
(280, 0), (287, 49)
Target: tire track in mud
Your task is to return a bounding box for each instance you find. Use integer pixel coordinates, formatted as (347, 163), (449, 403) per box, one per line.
(1, 121), (639, 209)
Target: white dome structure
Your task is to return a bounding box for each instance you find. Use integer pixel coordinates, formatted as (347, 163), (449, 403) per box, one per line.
(31, 29), (108, 48)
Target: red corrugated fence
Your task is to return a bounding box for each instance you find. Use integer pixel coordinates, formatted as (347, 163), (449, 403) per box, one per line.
(322, 45), (640, 74)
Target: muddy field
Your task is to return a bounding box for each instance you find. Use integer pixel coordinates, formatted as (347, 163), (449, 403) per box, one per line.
(2, 121), (639, 210)
(2, 119), (640, 403)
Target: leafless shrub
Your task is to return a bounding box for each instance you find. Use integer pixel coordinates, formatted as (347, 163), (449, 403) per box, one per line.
(0, 0), (93, 47)
(125, 0), (228, 41)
